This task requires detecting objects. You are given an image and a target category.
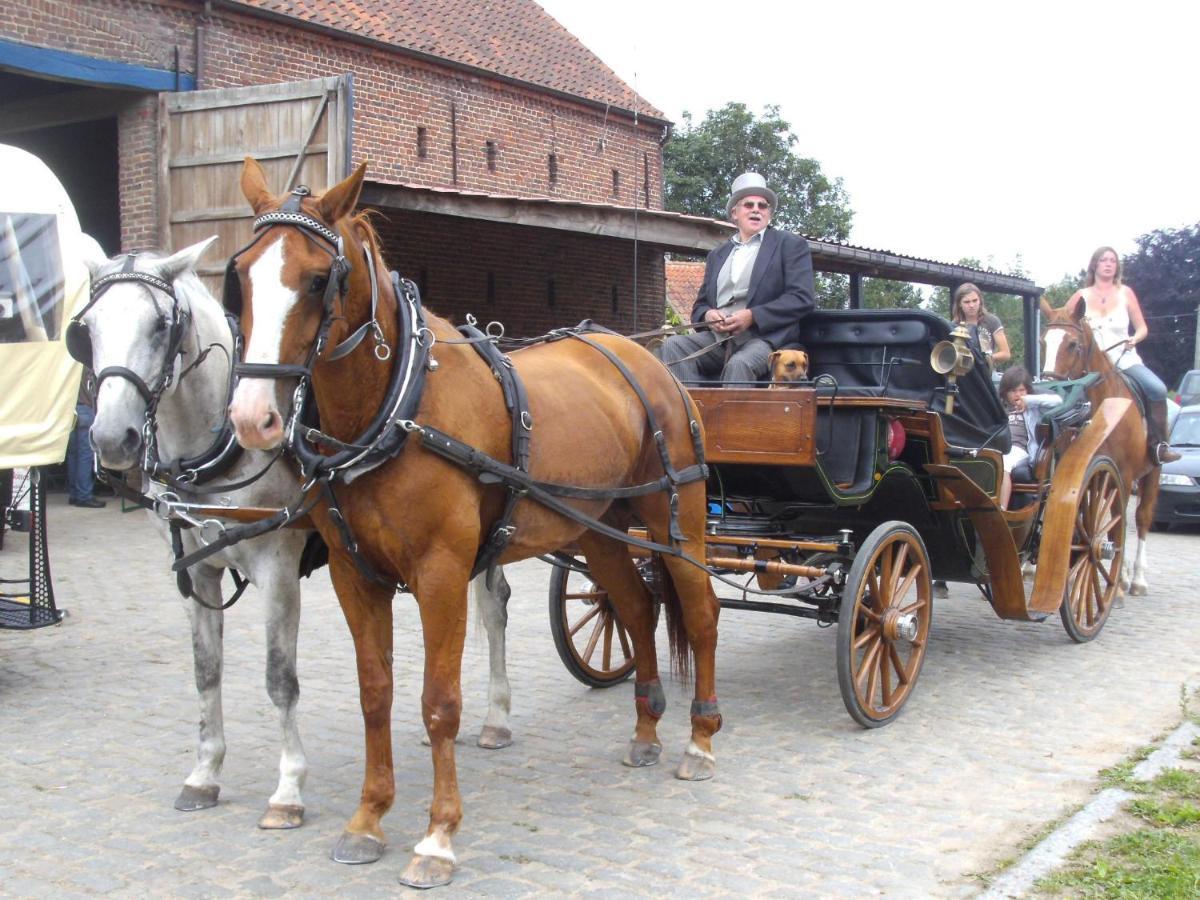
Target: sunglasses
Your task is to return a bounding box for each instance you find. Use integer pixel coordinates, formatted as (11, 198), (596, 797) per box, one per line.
(740, 200), (771, 211)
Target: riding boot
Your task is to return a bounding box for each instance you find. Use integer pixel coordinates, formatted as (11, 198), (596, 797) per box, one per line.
(1150, 400), (1181, 464)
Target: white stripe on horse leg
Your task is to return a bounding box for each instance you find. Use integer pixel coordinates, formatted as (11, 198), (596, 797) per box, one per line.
(1131, 537), (1150, 596)
(472, 567), (513, 748)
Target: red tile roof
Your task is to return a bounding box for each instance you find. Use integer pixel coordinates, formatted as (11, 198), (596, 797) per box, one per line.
(229, 0), (663, 119)
(665, 260), (705, 321)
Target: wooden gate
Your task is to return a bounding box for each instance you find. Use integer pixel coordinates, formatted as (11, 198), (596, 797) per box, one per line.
(158, 75), (352, 297)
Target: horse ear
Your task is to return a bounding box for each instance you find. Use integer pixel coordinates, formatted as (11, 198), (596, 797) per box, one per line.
(79, 233), (110, 277)
(317, 161), (368, 224)
(241, 157), (275, 214)
(1071, 297), (1088, 323)
(1039, 296), (1054, 317)
(158, 235), (219, 282)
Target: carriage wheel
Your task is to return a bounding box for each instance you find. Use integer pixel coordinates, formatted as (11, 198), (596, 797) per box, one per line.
(1060, 457), (1126, 643)
(836, 522), (932, 728)
(548, 560), (647, 688)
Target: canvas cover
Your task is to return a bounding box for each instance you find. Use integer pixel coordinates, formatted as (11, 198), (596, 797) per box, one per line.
(0, 144), (89, 467)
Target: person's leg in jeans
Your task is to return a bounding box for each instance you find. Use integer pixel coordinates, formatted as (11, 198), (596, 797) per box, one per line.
(66, 403), (103, 506)
(1123, 364), (1179, 463)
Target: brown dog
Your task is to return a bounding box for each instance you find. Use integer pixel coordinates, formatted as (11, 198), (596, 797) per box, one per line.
(767, 348), (809, 386)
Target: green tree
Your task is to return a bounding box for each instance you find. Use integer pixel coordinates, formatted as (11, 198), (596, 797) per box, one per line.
(1042, 271), (1084, 309)
(664, 103), (853, 241)
(1122, 223), (1200, 390)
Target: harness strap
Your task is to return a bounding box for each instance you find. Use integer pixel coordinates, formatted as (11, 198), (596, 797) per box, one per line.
(564, 332), (707, 542)
(169, 515), (250, 611)
(170, 491), (319, 573)
(416, 426), (696, 561)
(317, 480), (399, 588)
(461, 321), (534, 579)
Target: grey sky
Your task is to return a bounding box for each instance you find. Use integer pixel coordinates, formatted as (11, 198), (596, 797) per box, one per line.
(538, 0), (1198, 289)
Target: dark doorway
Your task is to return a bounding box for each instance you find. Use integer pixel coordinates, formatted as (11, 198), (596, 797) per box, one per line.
(7, 119), (121, 254)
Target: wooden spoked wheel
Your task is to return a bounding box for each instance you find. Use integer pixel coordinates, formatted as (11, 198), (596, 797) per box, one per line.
(549, 562), (638, 688)
(1060, 457), (1126, 643)
(836, 522), (933, 728)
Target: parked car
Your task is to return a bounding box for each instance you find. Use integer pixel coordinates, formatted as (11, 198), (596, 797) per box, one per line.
(1152, 403), (1200, 531)
(1176, 369), (1200, 407)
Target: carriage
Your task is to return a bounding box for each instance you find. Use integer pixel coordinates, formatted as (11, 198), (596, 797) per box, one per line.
(549, 306), (1131, 727)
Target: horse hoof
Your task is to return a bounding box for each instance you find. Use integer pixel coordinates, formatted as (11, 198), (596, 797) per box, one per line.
(622, 739), (662, 768)
(399, 854), (455, 889)
(1130, 584), (1149, 597)
(675, 746), (716, 782)
(331, 831), (385, 865)
(477, 725), (512, 750)
(174, 784), (219, 811)
(258, 803), (304, 830)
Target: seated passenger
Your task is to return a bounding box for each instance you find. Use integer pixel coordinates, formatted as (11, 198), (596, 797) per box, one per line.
(999, 366), (1062, 509)
(657, 172), (815, 385)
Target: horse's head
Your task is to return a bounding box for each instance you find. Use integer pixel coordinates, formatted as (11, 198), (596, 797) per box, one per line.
(75, 236), (217, 470)
(1040, 296), (1091, 380)
(227, 157), (369, 450)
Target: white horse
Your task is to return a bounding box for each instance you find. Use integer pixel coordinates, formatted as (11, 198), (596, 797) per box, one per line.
(78, 239), (517, 826)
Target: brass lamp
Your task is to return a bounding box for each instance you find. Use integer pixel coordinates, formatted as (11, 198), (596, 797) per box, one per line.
(930, 323), (975, 414)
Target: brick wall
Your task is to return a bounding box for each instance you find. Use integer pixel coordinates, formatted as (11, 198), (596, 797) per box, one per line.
(2, 0), (669, 319)
(371, 210), (666, 337)
(196, 10), (664, 207)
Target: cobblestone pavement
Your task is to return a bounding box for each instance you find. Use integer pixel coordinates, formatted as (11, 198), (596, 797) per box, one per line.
(3, 496), (1199, 898)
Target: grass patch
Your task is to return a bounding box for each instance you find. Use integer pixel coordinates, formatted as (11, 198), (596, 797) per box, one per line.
(1036, 828), (1200, 896)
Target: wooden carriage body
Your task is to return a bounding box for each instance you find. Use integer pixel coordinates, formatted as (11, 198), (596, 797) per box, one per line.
(553, 309), (1131, 726)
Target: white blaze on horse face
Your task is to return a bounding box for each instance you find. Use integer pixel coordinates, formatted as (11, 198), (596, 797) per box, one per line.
(230, 237), (295, 444)
(1042, 329), (1066, 377)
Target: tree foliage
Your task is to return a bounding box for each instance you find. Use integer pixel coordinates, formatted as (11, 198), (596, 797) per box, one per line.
(1122, 223), (1200, 390)
(664, 103), (853, 241)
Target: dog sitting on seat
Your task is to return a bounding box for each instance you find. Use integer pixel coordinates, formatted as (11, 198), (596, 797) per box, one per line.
(767, 348), (809, 387)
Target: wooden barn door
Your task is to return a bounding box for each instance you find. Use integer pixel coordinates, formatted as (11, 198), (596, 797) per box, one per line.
(158, 75), (353, 297)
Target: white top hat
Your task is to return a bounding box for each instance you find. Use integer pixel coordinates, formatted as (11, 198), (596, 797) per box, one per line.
(726, 172), (778, 216)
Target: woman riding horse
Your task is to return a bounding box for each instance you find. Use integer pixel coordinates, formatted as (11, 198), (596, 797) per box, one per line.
(1065, 246), (1179, 464)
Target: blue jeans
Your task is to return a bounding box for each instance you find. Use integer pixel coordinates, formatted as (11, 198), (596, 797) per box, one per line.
(66, 403), (96, 501)
(1122, 364), (1167, 403)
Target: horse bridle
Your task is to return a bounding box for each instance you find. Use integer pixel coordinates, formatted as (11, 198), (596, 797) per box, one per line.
(1042, 318), (1129, 381)
(224, 185), (389, 384)
(67, 251), (190, 409)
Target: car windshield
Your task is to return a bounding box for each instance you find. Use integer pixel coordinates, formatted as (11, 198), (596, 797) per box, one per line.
(1181, 373), (1200, 396)
(1170, 412), (1200, 447)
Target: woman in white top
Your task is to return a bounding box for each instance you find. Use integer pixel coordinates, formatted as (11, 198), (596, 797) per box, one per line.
(1066, 246), (1179, 463)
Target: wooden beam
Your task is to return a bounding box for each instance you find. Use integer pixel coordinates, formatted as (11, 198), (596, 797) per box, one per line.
(0, 87), (137, 136)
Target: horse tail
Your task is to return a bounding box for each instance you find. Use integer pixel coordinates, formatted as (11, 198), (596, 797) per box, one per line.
(657, 555), (693, 680)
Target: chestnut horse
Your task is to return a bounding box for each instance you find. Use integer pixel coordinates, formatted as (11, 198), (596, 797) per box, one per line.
(226, 158), (721, 888)
(1040, 297), (1159, 595)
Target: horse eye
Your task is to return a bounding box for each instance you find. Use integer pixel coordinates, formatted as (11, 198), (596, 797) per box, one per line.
(309, 275), (328, 294)
(153, 315), (167, 334)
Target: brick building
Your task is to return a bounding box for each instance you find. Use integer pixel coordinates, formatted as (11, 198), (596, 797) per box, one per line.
(0, 0), (726, 335)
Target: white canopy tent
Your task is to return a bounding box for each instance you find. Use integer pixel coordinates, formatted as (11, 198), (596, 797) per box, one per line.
(0, 143), (90, 467)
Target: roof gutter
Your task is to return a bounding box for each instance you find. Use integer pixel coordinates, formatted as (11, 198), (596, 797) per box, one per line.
(209, 1), (671, 131)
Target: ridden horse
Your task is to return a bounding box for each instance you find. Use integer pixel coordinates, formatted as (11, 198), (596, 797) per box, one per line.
(1040, 297), (1159, 595)
(226, 158), (721, 888)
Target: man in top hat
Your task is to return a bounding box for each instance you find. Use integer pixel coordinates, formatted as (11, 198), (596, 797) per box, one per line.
(658, 172), (815, 384)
